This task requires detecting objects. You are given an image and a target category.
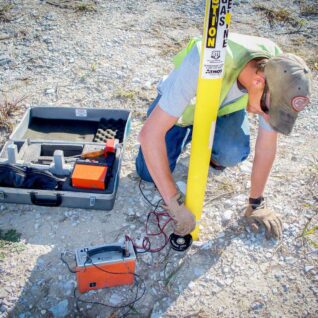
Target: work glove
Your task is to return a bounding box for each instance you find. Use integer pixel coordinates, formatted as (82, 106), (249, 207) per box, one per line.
(244, 197), (283, 240)
(164, 193), (196, 236)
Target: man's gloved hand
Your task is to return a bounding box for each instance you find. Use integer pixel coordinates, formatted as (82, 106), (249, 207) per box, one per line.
(244, 197), (283, 240)
(164, 193), (196, 236)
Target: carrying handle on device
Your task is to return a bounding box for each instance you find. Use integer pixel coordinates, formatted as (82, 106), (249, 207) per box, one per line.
(87, 245), (127, 258)
(30, 192), (62, 207)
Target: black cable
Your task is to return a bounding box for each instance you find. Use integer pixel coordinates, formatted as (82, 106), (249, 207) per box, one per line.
(138, 179), (163, 208)
(60, 252), (78, 274)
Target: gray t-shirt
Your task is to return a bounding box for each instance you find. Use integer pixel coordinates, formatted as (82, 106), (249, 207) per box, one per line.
(157, 45), (273, 131)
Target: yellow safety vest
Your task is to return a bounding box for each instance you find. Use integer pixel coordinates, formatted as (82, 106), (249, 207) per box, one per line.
(173, 33), (282, 126)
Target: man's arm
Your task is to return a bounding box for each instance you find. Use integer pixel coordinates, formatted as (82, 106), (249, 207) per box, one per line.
(138, 104), (179, 204)
(250, 126), (278, 198)
(139, 104), (196, 236)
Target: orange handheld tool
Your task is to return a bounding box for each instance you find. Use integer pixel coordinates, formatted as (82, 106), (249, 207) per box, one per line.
(75, 241), (136, 293)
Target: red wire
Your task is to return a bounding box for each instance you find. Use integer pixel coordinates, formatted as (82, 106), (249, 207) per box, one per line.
(126, 210), (174, 253)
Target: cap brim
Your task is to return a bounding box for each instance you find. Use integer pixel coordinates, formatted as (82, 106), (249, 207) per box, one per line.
(268, 107), (297, 135)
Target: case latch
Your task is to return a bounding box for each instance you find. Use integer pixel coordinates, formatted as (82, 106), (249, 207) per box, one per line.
(89, 196), (96, 207)
(0, 191), (6, 201)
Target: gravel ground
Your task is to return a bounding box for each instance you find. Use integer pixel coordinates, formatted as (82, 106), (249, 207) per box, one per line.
(0, 0), (317, 317)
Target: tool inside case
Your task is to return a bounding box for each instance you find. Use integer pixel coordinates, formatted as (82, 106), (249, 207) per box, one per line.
(0, 112), (127, 194)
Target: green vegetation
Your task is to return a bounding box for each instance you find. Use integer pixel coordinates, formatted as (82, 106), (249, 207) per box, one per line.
(0, 229), (25, 261)
(74, 2), (97, 12)
(299, 210), (318, 249)
(114, 89), (137, 100)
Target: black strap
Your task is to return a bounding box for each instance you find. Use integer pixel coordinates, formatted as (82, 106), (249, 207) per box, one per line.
(249, 196), (264, 209)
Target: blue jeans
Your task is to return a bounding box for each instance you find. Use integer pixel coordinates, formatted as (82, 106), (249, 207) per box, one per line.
(135, 95), (250, 182)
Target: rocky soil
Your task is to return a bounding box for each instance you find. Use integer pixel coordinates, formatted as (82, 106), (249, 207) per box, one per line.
(0, 0), (317, 317)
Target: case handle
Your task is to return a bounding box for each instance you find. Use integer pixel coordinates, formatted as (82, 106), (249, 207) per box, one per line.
(87, 246), (125, 258)
(30, 192), (62, 207)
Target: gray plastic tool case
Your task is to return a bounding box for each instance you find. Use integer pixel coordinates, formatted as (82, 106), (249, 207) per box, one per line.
(0, 106), (131, 210)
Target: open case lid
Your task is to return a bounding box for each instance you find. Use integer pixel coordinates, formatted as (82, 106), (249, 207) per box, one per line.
(9, 106), (131, 145)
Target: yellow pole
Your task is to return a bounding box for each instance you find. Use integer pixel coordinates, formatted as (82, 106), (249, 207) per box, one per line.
(185, 0), (233, 240)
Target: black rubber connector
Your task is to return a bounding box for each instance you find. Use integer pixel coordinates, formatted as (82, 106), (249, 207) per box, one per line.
(169, 233), (192, 252)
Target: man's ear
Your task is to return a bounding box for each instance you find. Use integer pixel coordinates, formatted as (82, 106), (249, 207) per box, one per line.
(252, 74), (265, 87)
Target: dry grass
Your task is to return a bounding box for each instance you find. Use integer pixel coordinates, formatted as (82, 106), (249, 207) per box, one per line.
(289, 46), (318, 71)
(299, 2), (318, 16)
(47, 0), (97, 12)
(252, 4), (305, 29)
(0, 95), (26, 130)
(0, 3), (16, 22)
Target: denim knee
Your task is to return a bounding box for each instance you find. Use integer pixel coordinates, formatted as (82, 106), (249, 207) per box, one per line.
(212, 143), (250, 167)
(135, 148), (154, 183)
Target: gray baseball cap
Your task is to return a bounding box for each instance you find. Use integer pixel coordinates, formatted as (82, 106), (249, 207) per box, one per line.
(264, 53), (312, 135)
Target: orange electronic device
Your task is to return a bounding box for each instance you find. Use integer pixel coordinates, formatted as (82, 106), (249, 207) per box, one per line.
(71, 163), (108, 190)
(75, 241), (136, 293)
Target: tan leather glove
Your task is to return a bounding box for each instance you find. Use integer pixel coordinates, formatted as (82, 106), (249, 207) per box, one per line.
(164, 193), (196, 236)
(245, 200), (283, 240)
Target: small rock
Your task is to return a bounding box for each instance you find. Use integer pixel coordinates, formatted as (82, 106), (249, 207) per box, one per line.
(225, 278), (233, 285)
(45, 88), (55, 95)
(132, 77), (141, 83)
(127, 208), (135, 216)
(194, 267), (204, 277)
(251, 301), (264, 311)
(282, 284), (289, 292)
(284, 256), (296, 265)
(222, 210), (233, 223)
(141, 253), (152, 265)
(275, 271), (284, 280)
(176, 181), (186, 195)
(109, 294), (122, 305)
(310, 286), (318, 295)
(224, 199), (233, 209)
(216, 279), (225, 287)
(304, 265), (315, 273)
(0, 55), (13, 66)
(49, 300), (69, 318)
(240, 161), (252, 173)
(0, 288), (8, 299)
(2, 298), (11, 307)
(143, 81), (152, 90)
(217, 307), (224, 314)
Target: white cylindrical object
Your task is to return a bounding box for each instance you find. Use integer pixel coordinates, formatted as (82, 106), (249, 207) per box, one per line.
(7, 144), (18, 164)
